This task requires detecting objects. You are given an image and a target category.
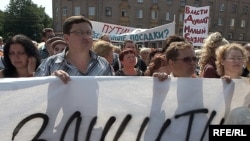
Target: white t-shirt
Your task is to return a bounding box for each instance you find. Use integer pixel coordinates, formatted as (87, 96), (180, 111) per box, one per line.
(224, 106), (250, 125)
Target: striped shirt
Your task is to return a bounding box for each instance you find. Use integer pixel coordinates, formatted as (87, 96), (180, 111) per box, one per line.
(35, 48), (113, 76)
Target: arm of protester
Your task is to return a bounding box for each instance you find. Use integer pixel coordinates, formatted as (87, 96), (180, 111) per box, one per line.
(221, 75), (232, 84)
(28, 57), (37, 76)
(153, 72), (169, 81)
(51, 70), (71, 84)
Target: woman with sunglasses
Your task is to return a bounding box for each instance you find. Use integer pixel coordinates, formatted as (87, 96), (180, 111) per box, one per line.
(215, 43), (249, 80)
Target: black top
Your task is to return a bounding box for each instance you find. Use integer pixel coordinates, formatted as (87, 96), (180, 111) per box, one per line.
(113, 56), (147, 73)
(241, 67), (250, 77)
(115, 68), (144, 76)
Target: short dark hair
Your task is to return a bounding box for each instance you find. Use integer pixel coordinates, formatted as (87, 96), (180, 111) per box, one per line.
(122, 39), (136, 49)
(165, 41), (193, 62)
(63, 16), (92, 34)
(119, 49), (136, 61)
(162, 35), (186, 53)
(42, 28), (54, 37)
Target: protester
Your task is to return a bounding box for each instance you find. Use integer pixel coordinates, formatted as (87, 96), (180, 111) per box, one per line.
(144, 54), (170, 76)
(113, 39), (147, 72)
(47, 37), (66, 55)
(199, 32), (229, 78)
(224, 93), (250, 125)
(152, 41), (197, 81)
(35, 16), (113, 83)
(165, 41), (197, 77)
(225, 108), (250, 125)
(215, 43), (249, 80)
(45, 36), (64, 56)
(242, 43), (250, 77)
(92, 40), (115, 75)
(38, 28), (55, 59)
(139, 47), (151, 66)
(0, 36), (4, 52)
(50, 40), (67, 55)
(99, 34), (111, 42)
(0, 34), (41, 77)
(92, 40), (114, 65)
(149, 48), (164, 62)
(113, 45), (121, 54)
(115, 49), (144, 76)
(98, 34), (120, 73)
(162, 34), (186, 53)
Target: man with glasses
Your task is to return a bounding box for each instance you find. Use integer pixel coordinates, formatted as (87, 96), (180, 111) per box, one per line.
(35, 16), (113, 83)
(165, 41), (197, 77)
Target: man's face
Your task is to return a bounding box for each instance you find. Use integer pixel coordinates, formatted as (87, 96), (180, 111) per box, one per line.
(124, 42), (136, 52)
(43, 31), (55, 42)
(64, 22), (93, 51)
(169, 48), (197, 77)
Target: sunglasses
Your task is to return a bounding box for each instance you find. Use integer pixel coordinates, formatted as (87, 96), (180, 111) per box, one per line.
(174, 56), (198, 63)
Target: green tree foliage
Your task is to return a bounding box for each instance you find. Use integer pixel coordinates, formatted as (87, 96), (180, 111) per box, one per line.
(1, 0), (52, 42)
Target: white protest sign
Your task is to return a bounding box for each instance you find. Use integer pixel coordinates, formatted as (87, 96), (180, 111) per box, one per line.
(183, 5), (210, 46)
(91, 20), (175, 42)
(0, 77), (249, 141)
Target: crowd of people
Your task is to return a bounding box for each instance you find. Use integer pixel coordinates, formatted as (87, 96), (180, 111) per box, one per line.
(0, 15), (250, 125)
(0, 15), (249, 81)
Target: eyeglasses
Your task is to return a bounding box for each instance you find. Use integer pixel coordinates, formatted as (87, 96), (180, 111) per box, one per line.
(226, 57), (244, 62)
(174, 56), (198, 63)
(69, 30), (93, 36)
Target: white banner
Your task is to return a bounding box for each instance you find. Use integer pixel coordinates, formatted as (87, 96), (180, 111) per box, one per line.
(91, 20), (175, 42)
(183, 5), (210, 46)
(0, 77), (249, 141)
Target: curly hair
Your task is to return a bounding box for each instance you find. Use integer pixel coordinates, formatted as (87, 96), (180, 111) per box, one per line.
(215, 43), (249, 76)
(92, 40), (114, 58)
(198, 32), (229, 74)
(144, 55), (168, 76)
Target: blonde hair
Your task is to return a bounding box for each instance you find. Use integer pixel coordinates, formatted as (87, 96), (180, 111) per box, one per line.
(113, 45), (121, 54)
(199, 32), (229, 74)
(215, 43), (249, 76)
(92, 40), (114, 58)
(140, 48), (151, 54)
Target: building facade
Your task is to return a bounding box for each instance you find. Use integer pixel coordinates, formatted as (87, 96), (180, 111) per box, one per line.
(52, 0), (250, 45)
